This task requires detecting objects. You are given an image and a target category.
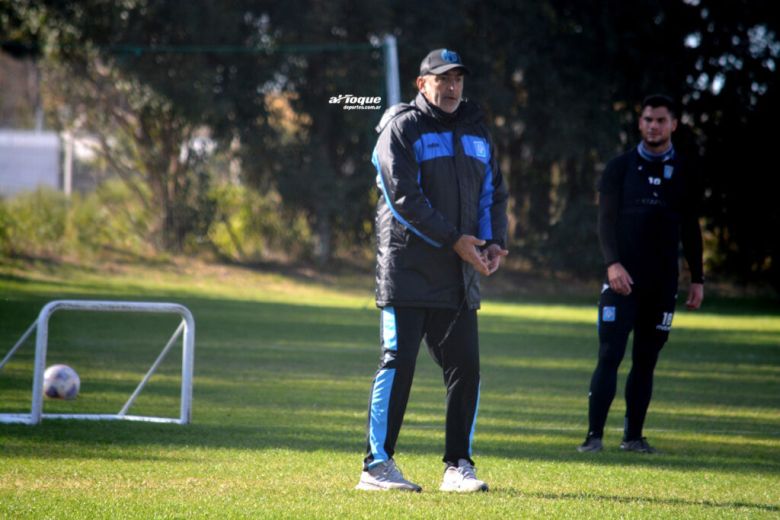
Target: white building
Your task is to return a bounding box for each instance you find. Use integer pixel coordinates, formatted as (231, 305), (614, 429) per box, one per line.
(0, 129), (61, 197)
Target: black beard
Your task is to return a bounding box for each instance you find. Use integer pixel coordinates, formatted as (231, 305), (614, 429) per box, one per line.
(644, 137), (670, 148)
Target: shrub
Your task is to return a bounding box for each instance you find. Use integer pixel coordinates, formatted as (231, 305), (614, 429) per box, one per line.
(208, 183), (312, 263)
(0, 188), (68, 257)
(69, 179), (154, 256)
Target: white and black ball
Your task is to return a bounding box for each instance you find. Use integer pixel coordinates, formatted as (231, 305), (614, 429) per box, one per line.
(43, 364), (80, 400)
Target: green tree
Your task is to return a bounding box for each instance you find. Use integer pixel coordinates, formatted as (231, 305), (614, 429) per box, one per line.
(383, 0), (778, 288)
(4, 0), (776, 288)
(680, 0), (780, 289)
(44, 53), (212, 250)
(16, 0), (386, 261)
(6, 1), (280, 251)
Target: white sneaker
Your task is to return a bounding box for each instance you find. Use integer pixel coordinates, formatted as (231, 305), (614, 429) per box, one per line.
(355, 460), (422, 492)
(439, 459), (488, 492)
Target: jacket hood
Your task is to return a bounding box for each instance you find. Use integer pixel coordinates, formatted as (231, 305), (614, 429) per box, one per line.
(375, 103), (415, 133)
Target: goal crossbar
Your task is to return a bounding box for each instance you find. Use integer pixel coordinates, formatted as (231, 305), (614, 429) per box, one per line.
(0, 300), (195, 425)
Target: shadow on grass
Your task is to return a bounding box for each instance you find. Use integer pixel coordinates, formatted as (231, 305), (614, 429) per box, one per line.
(2, 290), (779, 483)
(500, 489), (780, 514)
(2, 415), (779, 481)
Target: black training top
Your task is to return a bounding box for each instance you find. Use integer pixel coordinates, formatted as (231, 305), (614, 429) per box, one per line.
(372, 93), (508, 310)
(598, 146), (704, 289)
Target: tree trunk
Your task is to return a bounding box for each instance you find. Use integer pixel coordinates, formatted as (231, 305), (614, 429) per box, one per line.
(314, 207), (331, 266)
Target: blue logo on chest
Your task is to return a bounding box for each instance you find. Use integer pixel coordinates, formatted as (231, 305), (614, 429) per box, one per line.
(474, 139), (487, 158)
(461, 135), (490, 164)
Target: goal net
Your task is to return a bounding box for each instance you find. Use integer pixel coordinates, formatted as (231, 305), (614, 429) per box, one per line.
(0, 300), (194, 425)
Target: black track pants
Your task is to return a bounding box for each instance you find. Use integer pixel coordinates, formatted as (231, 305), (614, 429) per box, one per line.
(586, 285), (676, 441)
(363, 306), (481, 470)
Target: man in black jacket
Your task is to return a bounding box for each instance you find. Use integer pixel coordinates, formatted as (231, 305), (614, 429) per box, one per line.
(577, 94), (704, 454)
(355, 48), (508, 492)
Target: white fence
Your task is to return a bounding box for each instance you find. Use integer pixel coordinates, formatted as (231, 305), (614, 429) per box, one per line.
(0, 130), (61, 197)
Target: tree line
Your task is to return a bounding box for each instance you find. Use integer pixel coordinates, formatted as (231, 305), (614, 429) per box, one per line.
(1, 0), (777, 290)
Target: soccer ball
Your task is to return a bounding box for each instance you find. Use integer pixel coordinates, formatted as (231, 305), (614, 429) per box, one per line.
(43, 364), (80, 400)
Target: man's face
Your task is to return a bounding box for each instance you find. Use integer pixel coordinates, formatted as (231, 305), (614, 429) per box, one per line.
(638, 105), (678, 149)
(416, 69), (464, 113)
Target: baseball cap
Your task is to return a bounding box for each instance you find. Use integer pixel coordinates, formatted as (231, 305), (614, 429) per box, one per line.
(419, 48), (470, 76)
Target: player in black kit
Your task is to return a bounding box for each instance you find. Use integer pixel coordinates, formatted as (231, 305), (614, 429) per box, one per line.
(577, 95), (704, 453)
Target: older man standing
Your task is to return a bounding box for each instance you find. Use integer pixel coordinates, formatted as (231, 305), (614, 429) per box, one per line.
(355, 48), (509, 493)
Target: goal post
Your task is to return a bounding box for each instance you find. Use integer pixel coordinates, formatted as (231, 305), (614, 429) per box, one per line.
(0, 300), (195, 425)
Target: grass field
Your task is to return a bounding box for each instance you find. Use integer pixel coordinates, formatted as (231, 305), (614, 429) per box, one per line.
(1, 258), (779, 518)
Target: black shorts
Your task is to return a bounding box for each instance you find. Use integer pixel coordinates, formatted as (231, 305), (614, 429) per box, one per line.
(598, 283), (677, 345)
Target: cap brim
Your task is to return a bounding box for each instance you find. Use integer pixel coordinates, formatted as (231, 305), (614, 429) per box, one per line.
(426, 64), (470, 75)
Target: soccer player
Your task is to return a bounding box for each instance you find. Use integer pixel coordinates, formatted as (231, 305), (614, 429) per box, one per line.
(355, 48), (509, 492)
(578, 94), (704, 454)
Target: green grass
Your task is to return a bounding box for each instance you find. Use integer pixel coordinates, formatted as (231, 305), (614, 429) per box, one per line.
(1, 258), (779, 518)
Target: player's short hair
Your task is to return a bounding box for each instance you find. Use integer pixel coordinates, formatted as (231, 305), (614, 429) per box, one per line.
(642, 94), (678, 118)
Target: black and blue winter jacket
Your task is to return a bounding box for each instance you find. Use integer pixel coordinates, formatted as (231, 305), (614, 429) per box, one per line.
(372, 92), (508, 310)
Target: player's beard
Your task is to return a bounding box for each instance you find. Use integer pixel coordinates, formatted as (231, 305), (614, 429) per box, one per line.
(644, 135), (670, 149)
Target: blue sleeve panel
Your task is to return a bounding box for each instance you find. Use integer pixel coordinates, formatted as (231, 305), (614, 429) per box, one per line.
(478, 163), (495, 241)
(461, 134), (495, 241)
(373, 148), (443, 247)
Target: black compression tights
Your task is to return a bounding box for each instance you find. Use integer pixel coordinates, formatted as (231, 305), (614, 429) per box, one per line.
(587, 331), (664, 440)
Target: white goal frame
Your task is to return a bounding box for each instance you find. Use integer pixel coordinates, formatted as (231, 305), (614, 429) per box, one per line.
(0, 300), (195, 425)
